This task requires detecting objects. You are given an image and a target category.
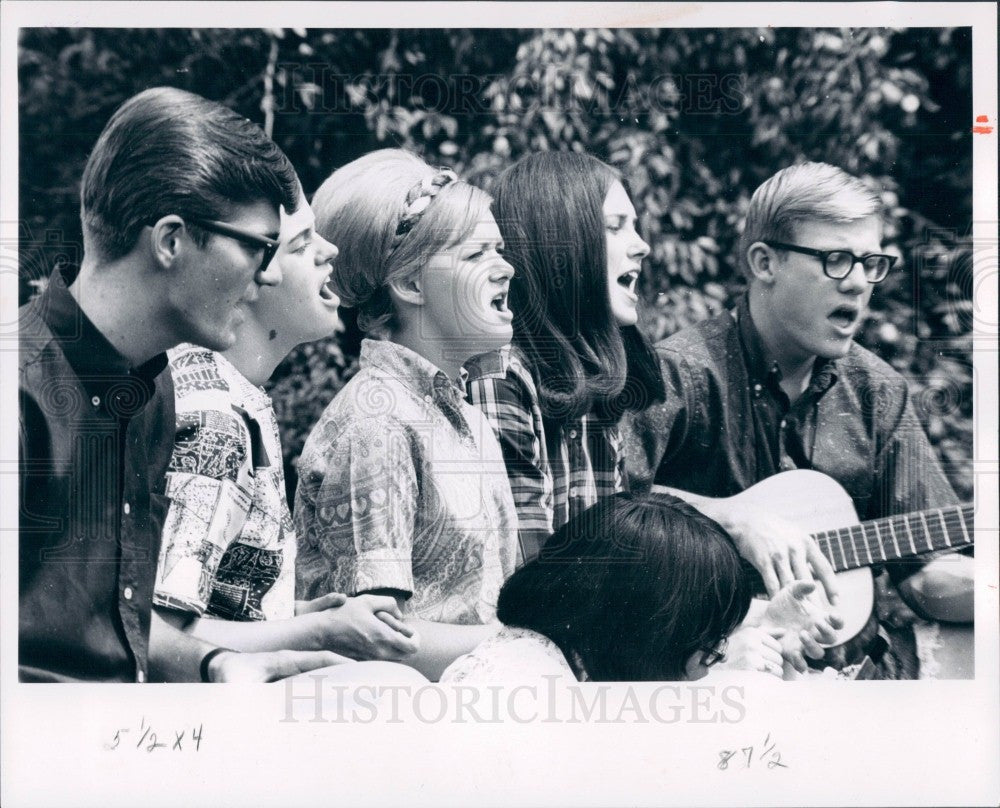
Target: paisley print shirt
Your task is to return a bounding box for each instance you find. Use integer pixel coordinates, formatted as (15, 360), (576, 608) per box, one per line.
(294, 339), (518, 625)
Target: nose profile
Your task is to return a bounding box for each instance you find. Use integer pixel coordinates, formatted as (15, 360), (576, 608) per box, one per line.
(629, 227), (651, 260)
(317, 234), (339, 264)
(493, 257), (515, 281)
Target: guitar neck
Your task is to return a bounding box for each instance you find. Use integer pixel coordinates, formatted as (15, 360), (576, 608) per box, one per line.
(813, 503), (974, 573)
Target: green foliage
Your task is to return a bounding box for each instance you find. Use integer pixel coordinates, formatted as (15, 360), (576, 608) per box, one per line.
(18, 27), (974, 501)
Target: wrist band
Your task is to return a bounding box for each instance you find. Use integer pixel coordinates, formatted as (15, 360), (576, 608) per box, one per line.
(199, 647), (232, 683)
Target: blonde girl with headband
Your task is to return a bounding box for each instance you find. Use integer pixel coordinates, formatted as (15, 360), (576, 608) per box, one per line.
(294, 149), (519, 681)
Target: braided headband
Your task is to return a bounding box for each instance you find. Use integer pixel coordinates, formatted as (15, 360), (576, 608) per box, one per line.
(394, 168), (458, 238)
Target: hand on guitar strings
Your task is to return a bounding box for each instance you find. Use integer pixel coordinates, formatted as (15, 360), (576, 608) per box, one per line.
(701, 502), (840, 605)
(755, 581), (845, 677)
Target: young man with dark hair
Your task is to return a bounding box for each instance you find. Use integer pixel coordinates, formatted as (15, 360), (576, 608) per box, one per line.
(624, 162), (973, 677)
(19, 87), (343, 682)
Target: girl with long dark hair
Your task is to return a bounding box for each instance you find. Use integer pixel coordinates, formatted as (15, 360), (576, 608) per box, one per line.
(465, 151), (666, 564)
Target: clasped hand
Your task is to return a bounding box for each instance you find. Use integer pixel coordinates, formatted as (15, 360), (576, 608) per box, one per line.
(296, 592), (420, 660)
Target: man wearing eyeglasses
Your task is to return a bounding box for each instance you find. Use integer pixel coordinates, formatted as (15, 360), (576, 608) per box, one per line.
(624, 162), (973, 678)
(19, 87), (344, 683)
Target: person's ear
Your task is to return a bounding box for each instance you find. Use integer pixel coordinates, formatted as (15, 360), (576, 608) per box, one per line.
(746, 241), (778, 285)
(148, 215), (186, 270)
(387, 272), (423, 307)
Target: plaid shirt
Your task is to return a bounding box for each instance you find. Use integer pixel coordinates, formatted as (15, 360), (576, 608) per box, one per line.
(465, 347), (626, 564)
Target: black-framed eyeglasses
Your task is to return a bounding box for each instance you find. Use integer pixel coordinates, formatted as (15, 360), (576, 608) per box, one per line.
(700, 639), (728, 668)
(187, 218), (280, 274)
(763, 240), (897, 283)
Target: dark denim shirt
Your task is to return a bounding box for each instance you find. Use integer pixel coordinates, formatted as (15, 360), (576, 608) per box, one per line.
(622, 296), (962, 673)
(19, 267), (174, 682)
(624, 295), (958, 524)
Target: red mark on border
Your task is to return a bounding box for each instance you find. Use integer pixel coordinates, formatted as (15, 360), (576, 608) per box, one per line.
(972, 115), (993, 134)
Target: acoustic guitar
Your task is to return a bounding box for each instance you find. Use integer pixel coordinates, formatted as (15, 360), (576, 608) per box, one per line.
(654, 469), (974, 677)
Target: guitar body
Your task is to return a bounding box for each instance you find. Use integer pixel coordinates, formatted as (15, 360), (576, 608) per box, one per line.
(656, 469), (974, 678)
(718, 470), (874, 645)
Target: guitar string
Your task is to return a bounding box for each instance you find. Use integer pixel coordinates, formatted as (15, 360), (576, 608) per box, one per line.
(813, 504), (974, 570)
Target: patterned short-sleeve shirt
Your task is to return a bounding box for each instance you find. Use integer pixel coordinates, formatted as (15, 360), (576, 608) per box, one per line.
(154, 345), (295, 622)
(294, 339), (518, 625)
(440, 626), (578, 683)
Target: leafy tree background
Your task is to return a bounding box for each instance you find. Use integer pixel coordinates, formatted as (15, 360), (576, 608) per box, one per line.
(18, 27), (974, 502)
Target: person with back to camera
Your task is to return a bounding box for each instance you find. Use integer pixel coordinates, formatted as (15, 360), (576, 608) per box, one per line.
(441, 493), (794, 682)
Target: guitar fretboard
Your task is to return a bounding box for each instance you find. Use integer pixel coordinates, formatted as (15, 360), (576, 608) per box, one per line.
(813, 503), (974, 573)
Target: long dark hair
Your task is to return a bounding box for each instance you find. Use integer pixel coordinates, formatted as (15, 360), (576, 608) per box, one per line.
(496, 493), (753, 681)
(491, 151), (665, 425)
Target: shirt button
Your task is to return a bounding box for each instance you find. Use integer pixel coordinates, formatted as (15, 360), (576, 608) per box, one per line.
(91, 395), (101, 407)
(137, 670), (145, 683)
(752, 384), (762, 399)
(780, 419), (787, 429)
(123, 502), (131, 515)
(123, 586), (133, 600)
(568, 429), (578, 439)
(424, 394), (433, 404)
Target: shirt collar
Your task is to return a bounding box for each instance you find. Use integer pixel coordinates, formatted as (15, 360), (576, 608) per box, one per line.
(41, 266), (167, 393)
(359, 338), (467, 402)
(463, 346), (511, 382)
(734, 293), (838, 394)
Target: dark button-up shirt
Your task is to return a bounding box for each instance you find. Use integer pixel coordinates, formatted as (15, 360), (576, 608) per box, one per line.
(623, 295), (958, 525)
(19, 267), (174, 682)
(622, 295), (961, 673)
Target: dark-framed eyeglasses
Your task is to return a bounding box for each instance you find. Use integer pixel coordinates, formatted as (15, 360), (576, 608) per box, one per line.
(700, 638), (728, 668)
(763, 240), (897, 283)
(187, 218), (280, 274)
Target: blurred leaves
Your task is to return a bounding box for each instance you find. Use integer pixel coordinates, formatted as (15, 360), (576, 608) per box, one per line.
(18, 27), (974, 500)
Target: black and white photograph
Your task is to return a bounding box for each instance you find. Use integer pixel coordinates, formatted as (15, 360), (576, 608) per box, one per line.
(2, 2), (997, 806)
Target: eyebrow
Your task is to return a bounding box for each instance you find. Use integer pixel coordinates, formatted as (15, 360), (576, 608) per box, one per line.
(287, 225), (313, 244)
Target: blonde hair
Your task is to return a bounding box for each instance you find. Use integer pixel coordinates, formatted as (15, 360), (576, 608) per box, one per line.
(311, 149), (492, 336)
(738, 162), (882, 278)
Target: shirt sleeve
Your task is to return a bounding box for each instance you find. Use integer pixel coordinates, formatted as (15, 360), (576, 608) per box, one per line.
(620, 348), (694, 492)
(153, 405), (254, 615)
(295, 416), (419, 600)
(467, 371), (552, 564)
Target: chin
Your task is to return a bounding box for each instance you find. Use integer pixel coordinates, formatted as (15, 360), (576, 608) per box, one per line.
(816, 338), (854, 360)
(612, 303), (639, 328)
(467, 328), (512, 358)
(196, 329), (237, 353)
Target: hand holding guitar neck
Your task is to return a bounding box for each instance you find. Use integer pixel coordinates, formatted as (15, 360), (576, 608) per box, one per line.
(654, 470), (974, 676)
